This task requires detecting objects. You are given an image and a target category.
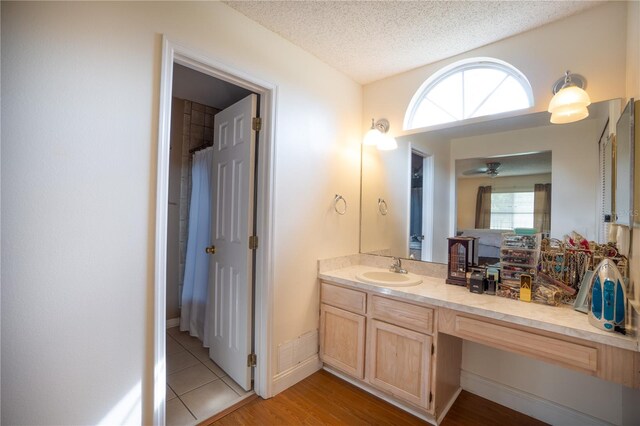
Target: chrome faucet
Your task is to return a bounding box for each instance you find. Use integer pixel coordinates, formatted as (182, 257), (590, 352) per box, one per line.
(389, 257), (408, 274)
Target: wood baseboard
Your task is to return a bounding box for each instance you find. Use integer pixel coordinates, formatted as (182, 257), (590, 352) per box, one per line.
(461, 370), (608, 426)
(272, 355), (322, 395)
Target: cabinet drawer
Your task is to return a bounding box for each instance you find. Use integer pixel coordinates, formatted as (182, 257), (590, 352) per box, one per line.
(321, 282), (367, 314)
(455, 316), (598, 373)
(371, 295), (433, 334)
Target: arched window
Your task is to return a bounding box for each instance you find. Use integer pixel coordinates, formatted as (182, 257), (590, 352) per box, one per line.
(404, 58), (533, 130)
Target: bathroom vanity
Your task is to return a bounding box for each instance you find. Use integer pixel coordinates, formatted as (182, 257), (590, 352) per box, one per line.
(317, 259), (640, 424)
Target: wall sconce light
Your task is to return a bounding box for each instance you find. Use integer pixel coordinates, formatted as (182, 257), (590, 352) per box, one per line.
(548, 71), (591, 124)
(363, 118), (397, 150)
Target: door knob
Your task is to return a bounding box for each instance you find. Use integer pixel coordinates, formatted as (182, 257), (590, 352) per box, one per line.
(205, 245), (216, 254)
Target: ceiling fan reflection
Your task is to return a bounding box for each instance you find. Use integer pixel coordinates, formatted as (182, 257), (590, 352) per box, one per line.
(462, 162), (501, 178)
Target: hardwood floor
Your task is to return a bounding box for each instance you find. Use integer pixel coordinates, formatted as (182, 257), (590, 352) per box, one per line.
(206, 370), (547, 425)
(439, 391), (546, 426)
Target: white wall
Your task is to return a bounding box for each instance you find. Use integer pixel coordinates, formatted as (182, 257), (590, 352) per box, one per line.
(363, 1), (628, 137)
(362, 2), (633, 424)
(1, 2), (361, 424)
(626, 1), (640, 101)
(462, 341), (636, 425)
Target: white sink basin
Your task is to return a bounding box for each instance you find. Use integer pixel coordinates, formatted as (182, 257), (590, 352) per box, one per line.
(355, 270), (422, 287)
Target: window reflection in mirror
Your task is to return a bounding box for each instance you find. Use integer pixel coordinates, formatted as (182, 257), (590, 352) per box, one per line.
(455, 152), (551, 265)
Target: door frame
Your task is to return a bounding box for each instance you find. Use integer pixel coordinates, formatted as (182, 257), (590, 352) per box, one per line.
(153, 36), (276, 425)
(420, 153), (434, 261)
(409, 147), (434, 262)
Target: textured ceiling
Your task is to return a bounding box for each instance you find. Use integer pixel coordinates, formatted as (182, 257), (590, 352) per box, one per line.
(225, 1), (602, 84)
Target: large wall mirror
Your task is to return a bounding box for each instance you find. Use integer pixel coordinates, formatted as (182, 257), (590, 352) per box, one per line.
(360, 99), (621, 265)
(615, 99), (635, 226)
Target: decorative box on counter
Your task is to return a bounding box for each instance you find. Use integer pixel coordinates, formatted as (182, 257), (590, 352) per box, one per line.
(498, 233), (541, 299)
(469, 267), (486, 294)
(446, 236), (478, 286)
(486, 266), (500, 295)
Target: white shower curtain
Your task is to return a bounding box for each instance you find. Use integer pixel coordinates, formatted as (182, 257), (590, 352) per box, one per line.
(180, 147), (214, 340)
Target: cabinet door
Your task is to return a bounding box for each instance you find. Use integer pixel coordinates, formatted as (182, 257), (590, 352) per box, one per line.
(320, 304), (366, 379)
(368, 319), (432, 409)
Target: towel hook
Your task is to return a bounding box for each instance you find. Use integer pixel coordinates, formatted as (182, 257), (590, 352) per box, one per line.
(334, 194), (347, 215)
(378, 198), (388, 215)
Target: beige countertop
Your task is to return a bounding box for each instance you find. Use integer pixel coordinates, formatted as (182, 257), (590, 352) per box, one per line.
(319, 264), (639, 352)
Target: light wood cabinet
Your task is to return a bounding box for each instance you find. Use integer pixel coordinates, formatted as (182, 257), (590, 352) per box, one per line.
(321, 282), (366, 314)
(455, 315), (597, 373)
(367, 319), (433, 410)
(370, 295), (434, 334)
(320, 282), (439, 414)
(438, 307), (640, 388)
(320, 274), (639, 423)
(320, 303), (366, 379)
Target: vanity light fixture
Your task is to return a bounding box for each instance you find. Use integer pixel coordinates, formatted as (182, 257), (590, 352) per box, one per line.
(363, 118), (382, 146)
(363, 118), (398, 150)
(548, 71), (591, 124)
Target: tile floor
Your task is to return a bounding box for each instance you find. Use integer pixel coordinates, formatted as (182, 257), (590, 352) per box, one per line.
(166, 327), (252, 425)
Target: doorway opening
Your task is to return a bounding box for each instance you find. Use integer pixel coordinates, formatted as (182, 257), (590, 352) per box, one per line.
(165, 64), (256, 423)
(409, 150), (434, 262)
(154, 38), (276, 425)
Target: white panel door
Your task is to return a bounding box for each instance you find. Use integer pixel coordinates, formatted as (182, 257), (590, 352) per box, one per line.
(208, 94), (257, 391)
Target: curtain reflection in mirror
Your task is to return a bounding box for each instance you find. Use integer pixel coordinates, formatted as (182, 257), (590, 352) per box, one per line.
(475, 186), (492, 229)
(534, 183), (552, 234)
